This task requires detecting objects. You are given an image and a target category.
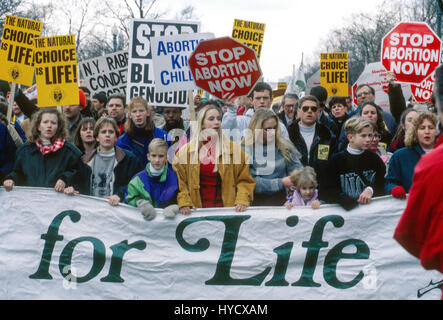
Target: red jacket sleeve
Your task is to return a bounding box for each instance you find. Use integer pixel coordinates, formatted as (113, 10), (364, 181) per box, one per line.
(394, 146), (443, 273)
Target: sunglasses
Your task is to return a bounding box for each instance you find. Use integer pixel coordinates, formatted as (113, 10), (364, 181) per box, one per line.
(301, 106), (318, 113)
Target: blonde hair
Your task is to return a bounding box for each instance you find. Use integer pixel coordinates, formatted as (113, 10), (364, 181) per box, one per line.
(344, 117), (373, 136)
(404, 111), (437, 148)
(124, 96), (154, 136)
(289, 166), (318, 189)
(242, 108), (300, 161)
(148, 138), (169, 154)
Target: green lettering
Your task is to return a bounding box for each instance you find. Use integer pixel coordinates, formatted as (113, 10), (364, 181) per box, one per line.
(324, 239), (370, 289)
(59, 236), (106, 284)
(100, 240), (147, 283)
(292, 215), (344, 287)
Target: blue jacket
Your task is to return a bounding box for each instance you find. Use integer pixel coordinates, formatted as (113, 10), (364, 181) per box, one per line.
(116, 126), (169, 166)
(0, 123), (16, 182)
(385, 144), (425, 194)
(125, 164), (178, 208)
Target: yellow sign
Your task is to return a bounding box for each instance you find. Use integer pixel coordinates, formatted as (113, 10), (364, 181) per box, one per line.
(34, 34), (79, 107)
(277, 82), (287, 91)
(320, 52), (348, 97)
(317, 144), (330, 161)
(0, 15), (43, 86)
(232, 19), (265, 61)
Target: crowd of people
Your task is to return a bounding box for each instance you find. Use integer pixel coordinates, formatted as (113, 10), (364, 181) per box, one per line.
(1, 72), (441, 219)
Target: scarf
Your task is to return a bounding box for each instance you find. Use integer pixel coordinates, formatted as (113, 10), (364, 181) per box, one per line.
(35, 139), (65, 155)
(288, 189), (319, 206)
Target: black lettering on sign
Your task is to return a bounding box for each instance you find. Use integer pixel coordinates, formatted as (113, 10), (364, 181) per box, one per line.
(131, 21), (199, 59)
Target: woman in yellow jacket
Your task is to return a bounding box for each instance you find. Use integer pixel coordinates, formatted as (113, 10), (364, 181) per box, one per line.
(173, 102), (255, 214)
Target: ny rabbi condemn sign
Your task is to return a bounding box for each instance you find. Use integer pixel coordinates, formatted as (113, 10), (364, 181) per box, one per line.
(381, 22), (441, 84)
(188, 37), (262, 100)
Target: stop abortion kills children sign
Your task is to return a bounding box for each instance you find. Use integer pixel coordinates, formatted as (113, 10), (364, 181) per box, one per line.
(381, 22), (441, 84)
(188, 37), (262, 100)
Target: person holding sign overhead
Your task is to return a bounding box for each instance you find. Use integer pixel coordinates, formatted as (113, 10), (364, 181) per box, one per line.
(222, 82), (289, 143)
(3, 108), (82, 193)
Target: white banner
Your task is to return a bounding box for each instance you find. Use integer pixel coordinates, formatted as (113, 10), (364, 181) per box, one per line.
(126, 19), (200, 107)
(0, 187), (441, 300)
(78, 50), (129, 97)
(151, 32), (214, 93)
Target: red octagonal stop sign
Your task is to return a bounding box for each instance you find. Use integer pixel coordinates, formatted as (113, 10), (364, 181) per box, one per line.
(381, 22), (441, 84)
(188, 37), (262, 100)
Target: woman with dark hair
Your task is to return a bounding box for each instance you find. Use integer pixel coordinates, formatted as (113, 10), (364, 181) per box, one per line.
(73, 117), (96, 154)
(71, 117), (143, 206)
(173, 102), (255, 214)
(388, 108), (418, 153)
(328, 96), (350, 134)
(116, 96), (169, 166)
(385, 111), (437, 199)
(358, 101), (393, 151)
(3, 108), (82, 192)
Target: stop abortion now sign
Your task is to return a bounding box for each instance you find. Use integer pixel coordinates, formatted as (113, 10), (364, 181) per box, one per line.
(188, 37), (262, 100)
(381, 22), (441, 84)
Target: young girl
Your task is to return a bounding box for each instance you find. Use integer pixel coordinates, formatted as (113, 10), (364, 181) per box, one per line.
(285, 166), (321, 210)
(73, 117), (96, 154)
(173, 102), (255, 214)
(3, 108), (82, 192)
(116, 97), (169, 167)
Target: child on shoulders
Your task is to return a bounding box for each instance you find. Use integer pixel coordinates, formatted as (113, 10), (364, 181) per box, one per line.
(285, 166), (321, 210)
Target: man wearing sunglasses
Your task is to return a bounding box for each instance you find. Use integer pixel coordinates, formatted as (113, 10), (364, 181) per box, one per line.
(222, 82), (289, 142)
(287, 95), (337, 202)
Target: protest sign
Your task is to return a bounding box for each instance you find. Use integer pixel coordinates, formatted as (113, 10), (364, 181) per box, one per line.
(79, 51), (128, 97)
(188, 37), (262, 100)
(34, 34), (79, 107)
(277, 82), (287, 91)
(0, 15), (42, 86)
(352, 62), (412, 111)
(0, 187), (441, 300)
(410, 70), (435, 103)
(127, 19), (199, 107)
(232, 19), (266, 61)
(381, 22), (441, 84)
(320, 52), (349, 96)
(150, 33), (214, 93)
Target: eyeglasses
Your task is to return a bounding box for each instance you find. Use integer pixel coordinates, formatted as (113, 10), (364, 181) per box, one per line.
(284, 104), (295, 109)
(372, 134), (382, 140)
(356, 91), (372, 98)
(301, 106), (318, 113)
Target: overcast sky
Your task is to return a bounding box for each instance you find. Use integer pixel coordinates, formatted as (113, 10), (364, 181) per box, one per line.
(153, 0), (385, 82)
